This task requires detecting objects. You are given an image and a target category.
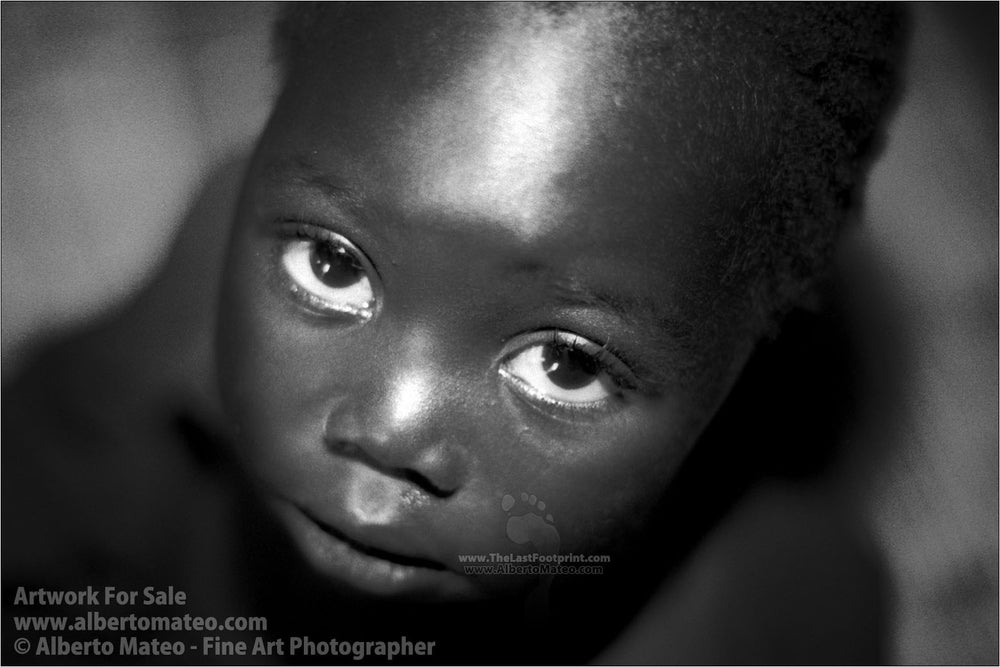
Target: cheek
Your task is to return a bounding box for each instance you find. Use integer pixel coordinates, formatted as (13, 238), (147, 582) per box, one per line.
(484, 405), (693, 561)
(216, 233), (330, 488)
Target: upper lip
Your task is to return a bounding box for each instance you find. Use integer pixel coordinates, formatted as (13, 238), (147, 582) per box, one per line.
(295, 503), (450, 572)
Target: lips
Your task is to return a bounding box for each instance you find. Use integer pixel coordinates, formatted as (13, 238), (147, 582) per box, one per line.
(274, 498), (479, 599)
(297, 504), (447, 571)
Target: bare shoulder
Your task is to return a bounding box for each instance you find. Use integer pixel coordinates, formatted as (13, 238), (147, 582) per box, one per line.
(1, 157), (246, 587)
(599, 480), (886, 664)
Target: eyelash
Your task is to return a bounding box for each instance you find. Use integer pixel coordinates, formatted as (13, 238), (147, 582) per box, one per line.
(279, 219), (341, 247)
(548, 331), (635, 392)
(498, 330), (641, 421)
(271, 219), (377, 319)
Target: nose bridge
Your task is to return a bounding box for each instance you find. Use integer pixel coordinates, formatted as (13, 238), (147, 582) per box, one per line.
(385, 328), (438, 427)
(371, 327), (439, 433)
(326, 325), (468, 494)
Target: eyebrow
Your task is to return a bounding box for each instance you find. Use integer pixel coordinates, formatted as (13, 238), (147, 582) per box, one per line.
(548, 277), (703, 387)
(550, 277), (695, 346)
(261, 156), (366, 211)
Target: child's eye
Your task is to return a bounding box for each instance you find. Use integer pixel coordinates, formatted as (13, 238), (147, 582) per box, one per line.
(499, 333), (630, 418)
(279, 227), (376, 320)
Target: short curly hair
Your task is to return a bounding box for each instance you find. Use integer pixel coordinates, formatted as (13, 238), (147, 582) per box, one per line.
(272, 2), (907, 326)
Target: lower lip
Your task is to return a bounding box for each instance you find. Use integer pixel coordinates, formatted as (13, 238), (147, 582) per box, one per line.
(277, 502), (474, 599)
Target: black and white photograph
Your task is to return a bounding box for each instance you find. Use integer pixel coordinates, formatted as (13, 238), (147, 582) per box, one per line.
(2, 2), (997, 664)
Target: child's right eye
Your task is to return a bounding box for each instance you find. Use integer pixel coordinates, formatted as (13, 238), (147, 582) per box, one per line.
(278, 224), (376, 321)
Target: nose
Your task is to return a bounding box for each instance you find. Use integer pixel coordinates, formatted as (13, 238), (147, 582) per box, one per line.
(322, 334), (470, 498)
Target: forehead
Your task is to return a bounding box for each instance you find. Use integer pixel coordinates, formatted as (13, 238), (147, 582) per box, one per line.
(273, 5), (710, 227)
(258, 4), (747, 322)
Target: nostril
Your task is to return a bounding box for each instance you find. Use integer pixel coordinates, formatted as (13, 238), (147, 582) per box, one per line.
(325, 437), (457, 499)
(326, 437), (364, 459)
(326, 436), (379, 465)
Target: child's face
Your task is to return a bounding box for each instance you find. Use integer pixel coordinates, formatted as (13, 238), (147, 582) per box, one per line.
(218, 6), (758, 601)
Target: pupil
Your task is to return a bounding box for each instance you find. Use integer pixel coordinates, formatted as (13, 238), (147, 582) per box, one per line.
(310, 242), (362, 288)
(541, 343), (598, 390)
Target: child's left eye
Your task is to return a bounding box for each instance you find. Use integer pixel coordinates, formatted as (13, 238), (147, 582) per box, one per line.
(279, 227), (376, 320)
(499, 333), (628, 417)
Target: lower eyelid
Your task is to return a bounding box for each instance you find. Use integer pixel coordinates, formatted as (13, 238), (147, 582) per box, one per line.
(286, 281), (374, 320)
(498, 366), (619, 416)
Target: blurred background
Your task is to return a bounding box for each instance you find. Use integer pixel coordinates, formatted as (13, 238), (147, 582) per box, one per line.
(2, 2), (997, 663)
(2, 2), (278, 368)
